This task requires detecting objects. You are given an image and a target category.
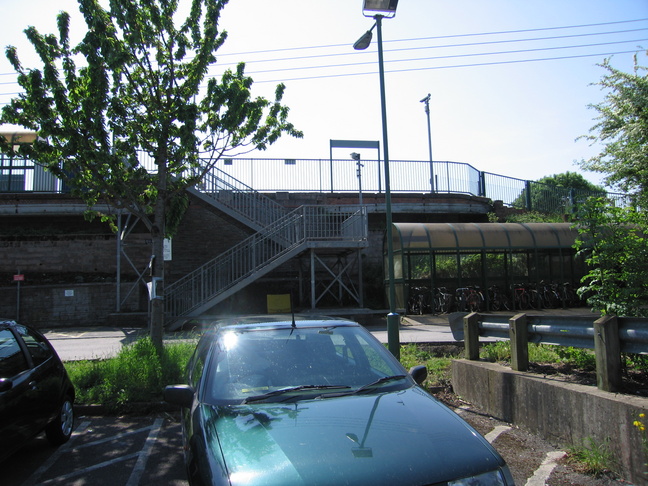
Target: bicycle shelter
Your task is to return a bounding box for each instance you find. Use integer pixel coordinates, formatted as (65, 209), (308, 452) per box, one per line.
(387, 222), (587, 312)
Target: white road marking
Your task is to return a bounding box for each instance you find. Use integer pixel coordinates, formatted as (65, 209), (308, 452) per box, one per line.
(20, 418), (165, 486)
(21, 421), (91, 486)
(484, 425), (511, 443)
(525, 450), (567, 486)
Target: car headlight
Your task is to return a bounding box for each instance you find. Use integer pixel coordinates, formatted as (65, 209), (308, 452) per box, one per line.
(447, 469), (507, 486)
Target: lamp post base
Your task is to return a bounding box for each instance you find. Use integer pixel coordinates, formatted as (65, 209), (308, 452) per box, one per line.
(387, 312), (400, 359)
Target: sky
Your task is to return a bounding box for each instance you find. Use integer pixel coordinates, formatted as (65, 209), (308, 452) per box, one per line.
(0, 0), (647, 189)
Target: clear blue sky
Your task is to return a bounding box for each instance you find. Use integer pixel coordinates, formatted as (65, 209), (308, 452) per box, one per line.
(1, 0), (647, 188)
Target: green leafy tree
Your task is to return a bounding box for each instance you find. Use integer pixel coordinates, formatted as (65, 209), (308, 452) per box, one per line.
(574, 197), (648, 317)
(512, 171), (605, 214)
(579, 53), (648, 207)
(0, 0), (302, 347)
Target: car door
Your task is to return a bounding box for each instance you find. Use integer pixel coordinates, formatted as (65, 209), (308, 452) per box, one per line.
(14, 325), (62, 423)
(0, 327), (39, 458)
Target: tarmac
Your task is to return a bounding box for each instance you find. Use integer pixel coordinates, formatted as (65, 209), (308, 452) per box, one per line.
(43, 307), (599, 361)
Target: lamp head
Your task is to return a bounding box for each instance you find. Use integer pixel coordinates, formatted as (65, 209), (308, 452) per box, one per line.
(353, 29), (373, 50)
(351, 152), (361, 161)
(362, 0), (399, 18)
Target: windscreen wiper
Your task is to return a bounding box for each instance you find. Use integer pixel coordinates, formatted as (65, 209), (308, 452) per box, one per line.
(355, 374), (408, 393)
(243, 384), (351, 404)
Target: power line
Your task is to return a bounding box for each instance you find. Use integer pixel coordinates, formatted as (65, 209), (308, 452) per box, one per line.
(246, 49), (643, 85)
(228, 38), (647, 78)
(214, 18), (648, 58)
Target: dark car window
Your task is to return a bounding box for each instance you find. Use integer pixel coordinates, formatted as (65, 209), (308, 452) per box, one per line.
(205, 326), (405, 403)
(0, 329), (29, 378)
(15, 326), (53, 366)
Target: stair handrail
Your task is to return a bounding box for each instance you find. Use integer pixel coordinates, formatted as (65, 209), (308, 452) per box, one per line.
(165, 205), (367, 320)
(195, 166), (286, 227)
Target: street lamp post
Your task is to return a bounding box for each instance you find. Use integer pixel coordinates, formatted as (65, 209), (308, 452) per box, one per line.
(420, 93), (435, 193)
(354, 0), (400, 359)
(351, 152), (363, 206)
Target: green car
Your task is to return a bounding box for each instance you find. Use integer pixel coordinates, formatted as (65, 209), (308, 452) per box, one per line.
(164, 316), (515, 485)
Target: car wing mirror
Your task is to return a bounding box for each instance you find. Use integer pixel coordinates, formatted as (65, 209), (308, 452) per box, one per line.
(408, 365), (427, 385)
(0, 378), (13, 392)
(164, 384), (195, 408)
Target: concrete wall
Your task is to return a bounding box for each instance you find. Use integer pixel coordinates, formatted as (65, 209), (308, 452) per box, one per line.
(452, 359), (648, 485)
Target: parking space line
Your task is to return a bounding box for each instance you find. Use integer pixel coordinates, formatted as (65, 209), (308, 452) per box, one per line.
(484, 425), (511, 443)
(20, 418), (165, 486)
(525, 451), (566, 486)
(74, 422), (159, 450)
(38, 453), (140, 485)
(21, 421), (91, 486)
(126, 418), (164, 486)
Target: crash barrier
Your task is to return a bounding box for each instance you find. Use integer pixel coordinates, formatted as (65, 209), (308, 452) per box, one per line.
(448, 312), (648, 393)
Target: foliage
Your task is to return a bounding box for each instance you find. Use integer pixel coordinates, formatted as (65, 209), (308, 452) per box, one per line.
(480, 341), (566, 364)
(511, 172), (605, 214)
(499, 210), (565, 223)
(399, 343), (454, 389)
(0, 0), (302, 343)
(579, 53), (648, 208)
(574, 196), (648, 317)
(566, 437), (617, 478)
(65, 336), (196, 412)
(633, 413), (648, 472)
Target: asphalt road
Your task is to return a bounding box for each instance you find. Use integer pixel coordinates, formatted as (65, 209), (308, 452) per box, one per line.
(43, 316), (462, 361)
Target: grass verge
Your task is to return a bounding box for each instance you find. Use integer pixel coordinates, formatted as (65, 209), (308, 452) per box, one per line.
(65, 336), (197, 413)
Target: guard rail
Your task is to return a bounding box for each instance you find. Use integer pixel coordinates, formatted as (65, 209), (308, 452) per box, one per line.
(449, 312), (648, 393)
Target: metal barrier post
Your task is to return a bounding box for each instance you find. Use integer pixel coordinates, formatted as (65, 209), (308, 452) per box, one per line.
(464, 312), (480, 360)
(509, 313), (529, 371)
(594, 315), (622, 392)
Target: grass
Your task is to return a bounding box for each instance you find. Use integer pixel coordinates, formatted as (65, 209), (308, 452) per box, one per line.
(65, 336), (197, 412)
(566, 437), (617, 478)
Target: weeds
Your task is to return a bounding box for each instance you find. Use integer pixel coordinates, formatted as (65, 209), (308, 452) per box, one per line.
(566, 437), (617, 478)
(65, 336), (197, 412)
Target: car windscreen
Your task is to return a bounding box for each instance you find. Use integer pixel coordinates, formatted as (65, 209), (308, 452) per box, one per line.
(203, 326), (407, 404)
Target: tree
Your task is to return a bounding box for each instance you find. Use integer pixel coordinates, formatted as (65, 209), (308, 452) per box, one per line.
(511, 171), (605, 214)
(574, 197), (648, 317)
(0, 0), (302, 348)
(579, 53), (648, 208)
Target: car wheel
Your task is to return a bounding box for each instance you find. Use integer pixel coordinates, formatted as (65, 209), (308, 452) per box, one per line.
(45, 396), (74, 445)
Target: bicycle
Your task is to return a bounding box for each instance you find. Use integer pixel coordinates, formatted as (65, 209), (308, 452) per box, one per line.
(511, 283), (530, 310)
(407, 286), (431, 315)
(433, 287), (454, 314)
(487, 285), (510, 311)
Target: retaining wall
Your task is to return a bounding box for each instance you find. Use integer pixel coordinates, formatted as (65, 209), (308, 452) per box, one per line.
(452, 359), (648, 485)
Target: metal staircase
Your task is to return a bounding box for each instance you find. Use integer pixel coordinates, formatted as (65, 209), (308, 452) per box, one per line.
(165, 168), (368, 329)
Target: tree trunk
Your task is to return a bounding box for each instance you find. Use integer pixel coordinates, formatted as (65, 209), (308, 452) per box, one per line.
(149, 149), (168, 350)
(149, 228), (165, 350)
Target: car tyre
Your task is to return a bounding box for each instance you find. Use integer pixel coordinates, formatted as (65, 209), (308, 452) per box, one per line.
(45, 396), (74, 445)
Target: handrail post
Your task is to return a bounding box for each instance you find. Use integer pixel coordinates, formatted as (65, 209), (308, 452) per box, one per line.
(594, 315), (622, 392)
(463, 312), (480, 360)
(509, 313), (529, 371)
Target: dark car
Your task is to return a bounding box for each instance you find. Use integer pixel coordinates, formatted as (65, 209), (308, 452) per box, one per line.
(0, 319), (75, 462)
(165, 315), (515, 485)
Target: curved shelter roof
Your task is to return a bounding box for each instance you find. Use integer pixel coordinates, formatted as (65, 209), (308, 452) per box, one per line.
(391, 222), (579, 252)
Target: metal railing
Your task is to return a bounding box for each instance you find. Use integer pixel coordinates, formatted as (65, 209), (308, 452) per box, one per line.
(1, 154), (626, 212)
(164, 205), (367, 325)
(193, 166), (286, 228)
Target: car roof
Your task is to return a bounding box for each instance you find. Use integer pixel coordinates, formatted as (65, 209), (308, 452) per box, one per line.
(208, 314), (360, 332)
